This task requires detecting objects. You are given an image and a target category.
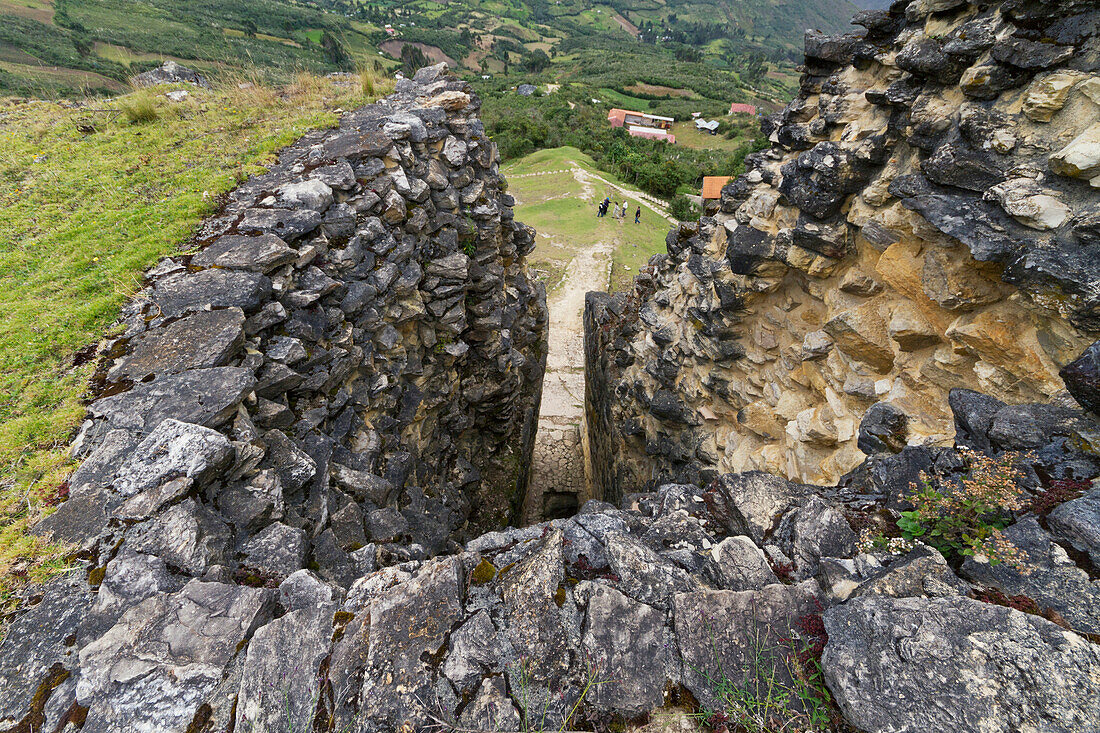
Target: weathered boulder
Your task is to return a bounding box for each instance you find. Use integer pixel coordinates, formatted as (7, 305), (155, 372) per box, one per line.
(1048, 488), (1100, 568)
(127, 498), (231, 575)
(675, 582), (821, 711)
(580, 584), (672, 716)
(705, 535), (779, 590)
(76, 581), (272, 733)
(358, 556), (464, 728)
(88, 367), (255, 435)
(710, 472), (809, 543)
(961, 517), (1100, 634)
(148, 269), (271, 318)
(190, 234), (296, 272)
(823, 595), (1100, 733)
(1061, 340), (1100, 417)
(113, 418), (233, 496)
(108, 308), (245, 382)
(235, 607), (335, 732)
(239, 522), (307, 581)
(132, 60), (209, 88)
(851, 544), (968, 599)
(0, 575), (92, 729)
(858, 402), (910, 455)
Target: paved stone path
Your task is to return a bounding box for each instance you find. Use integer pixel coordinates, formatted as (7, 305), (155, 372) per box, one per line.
(521, 162), (637, 522)
(524, 235), (613, 521)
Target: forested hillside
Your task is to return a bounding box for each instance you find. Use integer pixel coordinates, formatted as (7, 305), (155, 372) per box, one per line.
(0, 0), (854, 96)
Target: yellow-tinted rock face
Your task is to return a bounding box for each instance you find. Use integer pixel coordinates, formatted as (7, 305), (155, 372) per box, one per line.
(584, 0), (1099, 495)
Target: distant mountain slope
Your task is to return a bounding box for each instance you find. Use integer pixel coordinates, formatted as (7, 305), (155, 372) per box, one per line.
(624, 0), (857, 54)
(0, 0), (856, 101)
(0, 0), (383, 96)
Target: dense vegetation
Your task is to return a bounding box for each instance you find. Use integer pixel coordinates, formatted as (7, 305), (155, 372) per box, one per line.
(481, 87), (766, 198)
(0, 0), (382, 96)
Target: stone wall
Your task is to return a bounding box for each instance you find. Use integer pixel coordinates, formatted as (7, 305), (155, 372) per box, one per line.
(586, 0), (1100, 495)
(6, 55), (1100, 733)
(33, 62), (546, 592)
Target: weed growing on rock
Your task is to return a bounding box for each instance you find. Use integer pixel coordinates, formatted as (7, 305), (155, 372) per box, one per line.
(855, 531), (915, 556)
(511, 654), (608, 732)
(898, 449), (1027, 565)
(688, 611), (837, 733)
(1030, 478), (1089, 517)
(972, 587), (1042, 616)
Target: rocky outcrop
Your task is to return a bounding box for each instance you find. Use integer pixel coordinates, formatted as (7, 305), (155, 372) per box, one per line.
(15, 386), (1100, 731)
(132, 60), (210, 89)
(2, 63), (548, 731)
(585, 0), (1100, 492)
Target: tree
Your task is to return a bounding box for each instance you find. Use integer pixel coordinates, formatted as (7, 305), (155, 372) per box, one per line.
(321, 31), (354, 70)
(400, 43), (431, 75)
(524, 49), (550, 73)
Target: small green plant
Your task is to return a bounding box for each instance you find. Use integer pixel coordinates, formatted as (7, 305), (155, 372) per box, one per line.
(897, 448), (1026, 565)
(688, 609), (837, 733)
(511, 654), (607, 732)
(359, 65), (395, 99)
(118, 93), (159, 124)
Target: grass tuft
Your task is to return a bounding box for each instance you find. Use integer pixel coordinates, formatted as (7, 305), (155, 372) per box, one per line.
(359, 65), (395, 100)
(118, 92), (159, 124)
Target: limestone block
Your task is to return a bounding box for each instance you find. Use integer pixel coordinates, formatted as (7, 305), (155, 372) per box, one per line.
(920, 246), (1003, 311)
(1023, 72), (1085, 122)
(888, 302), (940, 351)
(945, 303), (1063, 396)
(985, 178), (1070, 230)
(1050, 123), (1100, 183)
(824, 301), (895, 373)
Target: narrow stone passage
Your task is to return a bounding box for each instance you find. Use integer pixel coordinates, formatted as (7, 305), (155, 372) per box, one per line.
(523, 236), (614, 522)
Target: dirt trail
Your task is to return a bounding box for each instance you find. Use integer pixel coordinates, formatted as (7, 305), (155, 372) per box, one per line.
(524, 233), (615, 523)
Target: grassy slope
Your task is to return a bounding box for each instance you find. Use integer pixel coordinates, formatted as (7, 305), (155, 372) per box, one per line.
(0, 74), (385, 614)
(503, 146), (670, 294)
(0, 0), (395, 97)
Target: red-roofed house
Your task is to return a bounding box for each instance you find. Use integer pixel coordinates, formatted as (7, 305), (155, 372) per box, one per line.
(729, 103), (757, 116)
(607, 108), (676, 143)
(701, 176), (732, 199)
(607, 108), (674, 130)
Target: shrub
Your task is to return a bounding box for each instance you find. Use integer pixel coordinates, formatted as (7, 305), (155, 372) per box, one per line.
(898, 448), (1026, 564)
(118, 93), (159, 124)
(670, 194), (700, 222)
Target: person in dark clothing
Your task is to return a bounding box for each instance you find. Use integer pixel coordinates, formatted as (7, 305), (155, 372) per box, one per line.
(598, 200), (608, 217)
(635, 207), (641, 223)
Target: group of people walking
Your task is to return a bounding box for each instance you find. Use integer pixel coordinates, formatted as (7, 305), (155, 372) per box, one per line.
(597, 196), (641, 224)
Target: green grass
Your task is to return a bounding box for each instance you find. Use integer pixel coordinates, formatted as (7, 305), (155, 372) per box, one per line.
(503, 146), (670, 294)
(0, 75), (375, 618)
